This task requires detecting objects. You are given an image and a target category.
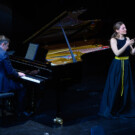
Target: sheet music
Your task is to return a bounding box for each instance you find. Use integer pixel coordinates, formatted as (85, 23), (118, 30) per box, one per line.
(25, 43), (39, 60)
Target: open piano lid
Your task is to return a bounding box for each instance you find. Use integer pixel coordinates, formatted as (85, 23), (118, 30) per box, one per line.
(23, 9), (102, 45)
(22, 9), (109, 66)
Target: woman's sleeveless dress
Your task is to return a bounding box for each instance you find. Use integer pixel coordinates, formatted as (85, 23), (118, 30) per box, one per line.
(99, 38), (135, 118)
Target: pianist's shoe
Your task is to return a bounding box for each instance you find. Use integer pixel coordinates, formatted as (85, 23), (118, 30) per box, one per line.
(23, 111), (33, 117)
(17, 111), (33, 120)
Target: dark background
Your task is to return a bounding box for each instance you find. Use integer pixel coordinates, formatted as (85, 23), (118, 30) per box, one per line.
(0, 0), (135, 50)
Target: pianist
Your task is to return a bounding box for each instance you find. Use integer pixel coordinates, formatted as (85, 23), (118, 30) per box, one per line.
(0, 35), (28, 117)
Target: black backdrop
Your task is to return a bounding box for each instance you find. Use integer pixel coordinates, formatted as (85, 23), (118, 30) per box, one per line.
(0, 0), (135, 50)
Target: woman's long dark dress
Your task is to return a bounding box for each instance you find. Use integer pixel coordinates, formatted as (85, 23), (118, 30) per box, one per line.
(99, 38), (135, 118)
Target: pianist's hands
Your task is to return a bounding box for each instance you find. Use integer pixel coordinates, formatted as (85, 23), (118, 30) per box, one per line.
(18, 72), (26, 77)
(29, 70), (40, 75)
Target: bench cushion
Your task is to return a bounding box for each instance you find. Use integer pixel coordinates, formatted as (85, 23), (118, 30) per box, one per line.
(0, 92), (14, 98)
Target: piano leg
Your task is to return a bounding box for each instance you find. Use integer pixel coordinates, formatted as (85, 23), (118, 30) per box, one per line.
(24, 82), (41, 114)
(53, 85), (64, 125)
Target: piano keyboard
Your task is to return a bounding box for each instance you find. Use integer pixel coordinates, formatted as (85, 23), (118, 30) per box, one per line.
(21, 75), (41, 84)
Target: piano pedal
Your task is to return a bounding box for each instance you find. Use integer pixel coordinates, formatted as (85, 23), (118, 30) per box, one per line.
(53, 117), (63, 125)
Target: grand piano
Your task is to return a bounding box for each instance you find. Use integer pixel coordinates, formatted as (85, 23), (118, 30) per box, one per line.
(9, 9), (111, 124)
(10, 9), (110, 80)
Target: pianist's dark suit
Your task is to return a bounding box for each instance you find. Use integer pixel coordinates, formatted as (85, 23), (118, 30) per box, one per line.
(0, 47), (26, 113)
(0, 47), (23, 92)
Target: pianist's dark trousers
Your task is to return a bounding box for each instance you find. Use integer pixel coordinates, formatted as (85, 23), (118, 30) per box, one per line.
(11, 86), (26, 115)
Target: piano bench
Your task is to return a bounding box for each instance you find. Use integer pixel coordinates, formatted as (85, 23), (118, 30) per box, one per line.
(0, 92), (14, 119)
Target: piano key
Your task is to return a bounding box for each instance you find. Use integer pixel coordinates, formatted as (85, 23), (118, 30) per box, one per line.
(21, 75), (41, 84)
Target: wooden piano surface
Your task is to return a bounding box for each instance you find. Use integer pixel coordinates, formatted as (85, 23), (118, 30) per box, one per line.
(46, 45), (109, 66)
(43, 38), (110, 66)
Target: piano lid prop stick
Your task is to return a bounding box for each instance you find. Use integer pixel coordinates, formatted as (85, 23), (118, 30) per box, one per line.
(60, 23), (77, 63)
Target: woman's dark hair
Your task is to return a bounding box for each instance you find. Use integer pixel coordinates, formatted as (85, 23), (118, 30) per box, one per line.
(111, 21), (124, 38)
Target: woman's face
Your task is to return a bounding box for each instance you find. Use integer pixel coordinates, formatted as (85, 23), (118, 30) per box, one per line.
(116, 24), (127, 35)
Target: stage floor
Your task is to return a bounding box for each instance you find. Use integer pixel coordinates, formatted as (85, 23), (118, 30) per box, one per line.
(0, 114), (135, 135)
